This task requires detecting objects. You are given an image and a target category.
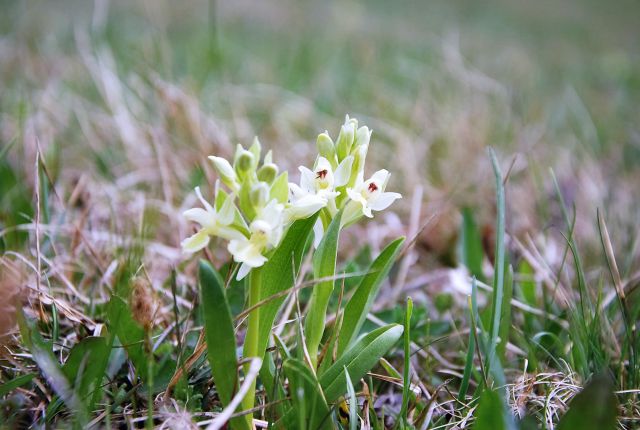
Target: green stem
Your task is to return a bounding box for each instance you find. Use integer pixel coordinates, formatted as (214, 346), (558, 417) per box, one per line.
(241, 269), (262, 429)
(146, 331), (154, 430)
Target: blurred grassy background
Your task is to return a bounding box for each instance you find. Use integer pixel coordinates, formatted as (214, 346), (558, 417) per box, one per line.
(2, 0), (639, 263)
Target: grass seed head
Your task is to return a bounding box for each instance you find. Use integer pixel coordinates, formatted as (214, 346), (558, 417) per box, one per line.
(130, 276), (156, 331)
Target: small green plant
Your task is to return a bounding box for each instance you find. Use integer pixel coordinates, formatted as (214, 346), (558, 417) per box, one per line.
(183, 116), (404, 428)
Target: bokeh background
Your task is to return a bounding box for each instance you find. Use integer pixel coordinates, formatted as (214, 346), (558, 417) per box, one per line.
(3, 0), (639, 271)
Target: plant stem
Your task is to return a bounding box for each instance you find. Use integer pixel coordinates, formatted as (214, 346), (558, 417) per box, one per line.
(241, 269), (262, 429)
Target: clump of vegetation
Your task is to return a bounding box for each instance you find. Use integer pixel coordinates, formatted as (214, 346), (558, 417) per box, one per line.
(181, 116), (403, 429)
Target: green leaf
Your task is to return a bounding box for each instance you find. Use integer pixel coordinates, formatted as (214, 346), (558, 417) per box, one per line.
(397, 297), (413, 428)
(344, 366), (358, 430)
(497, 265), (513, 362)
(18, 312), (88, 424)
(320, 324), (403, 402)
(107, 295), (147, 379)
(198, 260), (249, 430)
(0, 373), (35, 397)
(472, 389), (510, 430)
(305, 210), (342, 367)
(337, 237), (405, 356)
(556, 374), (617, 430)
(281, 358), (333, 430)
(459, 207), (484, 281)
(62, 336), (109, 410)
(487, 148), (506, 382)
(256, 214), (318, 362)
(458, 280), (477, 402)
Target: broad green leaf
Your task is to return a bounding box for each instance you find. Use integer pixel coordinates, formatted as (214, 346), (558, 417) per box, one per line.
(472, 389), (510, 430)
(320, 324), (403, 402)
(281, 358), (333, 430)
(256, 214), (318, 362)
(198, 260), (249, 430)
(62, 336), (109, 410)
(107, 295), (147, 379)
(556, 374), (617, 430)
(337, 237), (405, 356)
(305, 210), (342, 367)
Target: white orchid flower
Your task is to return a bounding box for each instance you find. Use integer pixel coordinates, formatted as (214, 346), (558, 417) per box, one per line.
(345, 169), (402, 219)
(181, 187), (245, 253)
(228, 199), (284, 280)
(284, 155), (353, 223)
(300, 156), (353, 200)
(285, 183), (328, 222)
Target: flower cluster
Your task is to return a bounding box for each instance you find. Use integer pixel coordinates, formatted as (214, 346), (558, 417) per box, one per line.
(182, 116), (401, 279)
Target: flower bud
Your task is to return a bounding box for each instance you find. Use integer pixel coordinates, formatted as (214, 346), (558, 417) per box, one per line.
(209, 156), (239, 190)
(250, 182), (270, 208)
(336, 122), (355, 161)
(235, 150), (255, 176)
(257, 163), (278, 184)
(353, 126), (371, 150)
(316, 132), (336, 163)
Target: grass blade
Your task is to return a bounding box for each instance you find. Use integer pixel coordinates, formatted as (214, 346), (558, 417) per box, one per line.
(281, 358), (333, 430)
(397, 297), (413, 428)
(487, 147), (506, 380)
(344, 366), (358, 430)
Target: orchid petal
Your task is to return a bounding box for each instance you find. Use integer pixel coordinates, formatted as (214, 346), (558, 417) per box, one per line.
(299, 166), (316, 193)
(369, 169), (390, 189)
(194, 186), (215, 214)
(181, 230), (210, 253)
(334, 155), (354, 187)
(183, 208), (213, 228)
(236, 263), (252, 280)
(214, 225), (246, 241)
(315, 156), (332, 172)
(369, 192), (402, 211)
